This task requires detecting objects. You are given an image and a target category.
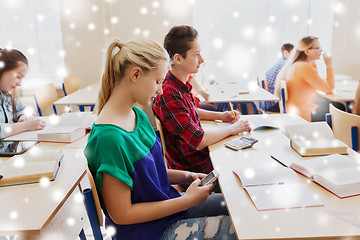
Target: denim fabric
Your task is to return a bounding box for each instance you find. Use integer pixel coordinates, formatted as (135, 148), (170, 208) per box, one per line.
(161, 194), (237, 240)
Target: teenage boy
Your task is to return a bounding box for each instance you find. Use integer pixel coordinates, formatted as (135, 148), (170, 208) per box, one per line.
(264, 43), (294, 112)
(152, 25), (251, 181)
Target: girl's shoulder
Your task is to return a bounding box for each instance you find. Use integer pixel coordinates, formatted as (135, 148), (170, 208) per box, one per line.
(293, 61), (314, 69)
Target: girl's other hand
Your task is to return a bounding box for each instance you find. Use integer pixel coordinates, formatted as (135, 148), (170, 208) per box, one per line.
(26, 119), (46, 131)
(183, 179), (214, 208)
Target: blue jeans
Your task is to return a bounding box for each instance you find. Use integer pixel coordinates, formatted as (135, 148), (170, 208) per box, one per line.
(161, 193), (237, 240)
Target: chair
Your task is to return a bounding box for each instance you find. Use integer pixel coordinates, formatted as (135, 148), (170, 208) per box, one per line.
(217, 102), (258, 114)
(62, 74), (81, 96)
(257, 78), (268, 113)
(82, 171), (105, 240)
(155, 117), (168, 166)
(326, 104), (360, 152)
(155, 117), (183, 192)
(33, 83), (58, 116)
(62, 74), (95, 112)
(279, 80), (287, 114)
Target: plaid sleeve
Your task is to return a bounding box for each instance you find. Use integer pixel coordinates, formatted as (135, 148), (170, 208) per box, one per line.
(154, 89), (204, 149)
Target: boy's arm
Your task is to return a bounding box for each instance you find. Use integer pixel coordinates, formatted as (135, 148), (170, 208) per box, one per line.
(197, 108), (240, 123)
(196, 119), (251, 150)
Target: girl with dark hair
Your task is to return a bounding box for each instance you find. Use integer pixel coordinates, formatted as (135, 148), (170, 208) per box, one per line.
(0, 48), (45, 138)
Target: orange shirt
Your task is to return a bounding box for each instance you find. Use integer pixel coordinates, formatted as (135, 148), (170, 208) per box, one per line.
(286, 62), (334, 121)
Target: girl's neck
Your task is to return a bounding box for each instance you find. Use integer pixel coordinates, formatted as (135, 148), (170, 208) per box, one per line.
(170, 66), (189, 83)
(96, 84), (137, 131)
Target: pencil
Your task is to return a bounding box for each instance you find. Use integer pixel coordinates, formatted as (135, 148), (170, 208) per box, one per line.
(229, 101), (237, 120)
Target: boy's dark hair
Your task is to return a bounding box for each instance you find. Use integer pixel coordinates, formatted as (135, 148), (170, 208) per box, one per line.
(281, 43), (294, 53)
(164, 25), (198, 63)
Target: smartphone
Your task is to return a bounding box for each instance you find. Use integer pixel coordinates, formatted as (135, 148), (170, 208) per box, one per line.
(200, 169), (219, 186)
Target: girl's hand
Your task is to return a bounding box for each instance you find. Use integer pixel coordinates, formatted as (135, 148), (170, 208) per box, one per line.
(183, 179), (214, 208)
(18, 115), (30, 122)
(323, 53), (332, 68)
(26, 119), (46, 131)
(221, 110), (240, 123)
(184, 172), (206, 185)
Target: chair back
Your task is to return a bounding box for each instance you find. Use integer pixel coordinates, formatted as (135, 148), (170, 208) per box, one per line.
(329, 104), (360, 151)
(279, 80), (288, 114)
(63, 74), (80, 96)
(155, 117), (167, 166)
(33, 83), (58, 116)
(83, 171), (104, 240)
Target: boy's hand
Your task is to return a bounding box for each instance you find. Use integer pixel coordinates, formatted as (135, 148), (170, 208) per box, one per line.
(221, 110), (240, 123)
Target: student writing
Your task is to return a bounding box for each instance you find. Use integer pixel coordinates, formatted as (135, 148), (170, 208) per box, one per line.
(152, 25), (251, 188)
(0, 48), (46, 139)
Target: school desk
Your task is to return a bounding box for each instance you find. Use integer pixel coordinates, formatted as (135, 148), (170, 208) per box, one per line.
(203, 85), (278, 114)
(0, 146), (89, 240)
(320, 80), (359, 112)
(54, 82), (99, 112)
(202, 114), (360, 240)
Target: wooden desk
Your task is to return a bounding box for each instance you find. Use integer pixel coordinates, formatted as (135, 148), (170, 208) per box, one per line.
(204, 85), (278, 103)
(0, 147), (89, 239)
(203, 86), (278, 114)
(321, 80), (359, 111)
(203, 114), (360, 240)
(54, 83), (99, 111)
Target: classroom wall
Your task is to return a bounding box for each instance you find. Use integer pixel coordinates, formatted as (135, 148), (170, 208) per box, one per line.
(331, 0), (360, 80)
(58, 0), (193, 88)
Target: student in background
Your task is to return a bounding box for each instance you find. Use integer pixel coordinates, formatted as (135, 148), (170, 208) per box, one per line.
(0, 48), (45, 139)
(152, 25), (251, 188)
(84, 38), (236, 240)
(274, 36), (344, 122)
(264, 43), (294, 112)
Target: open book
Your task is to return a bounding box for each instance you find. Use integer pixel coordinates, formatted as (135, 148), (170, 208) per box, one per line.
(0, 149), (63, 187)
(6, 112), (96, 143)
(284, 122), (347, 156)
(290, 154), (360, 198)
(233, 167), (323, 211)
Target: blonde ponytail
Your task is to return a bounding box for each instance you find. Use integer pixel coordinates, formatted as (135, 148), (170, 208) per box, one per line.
(96, 38), (168, 114)
(97, 40), (122, 114)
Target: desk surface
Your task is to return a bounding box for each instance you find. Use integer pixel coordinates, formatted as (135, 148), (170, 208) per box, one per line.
(203, 85), (278, 103)
(322, 80), (359, 102)
(202, 114), (360, 239)
(54, 82), (99, 106)
(0, 147), (88, 236)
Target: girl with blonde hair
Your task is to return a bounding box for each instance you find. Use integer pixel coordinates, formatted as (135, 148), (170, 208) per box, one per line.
(84, 38), (236, 240)
(274, 36), (340, 121)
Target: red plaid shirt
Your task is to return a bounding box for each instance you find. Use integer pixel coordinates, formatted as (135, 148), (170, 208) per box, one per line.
(152, 71), (212, 174)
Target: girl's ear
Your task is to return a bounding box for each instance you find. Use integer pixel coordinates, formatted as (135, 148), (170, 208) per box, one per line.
(129, 67), (142, 82)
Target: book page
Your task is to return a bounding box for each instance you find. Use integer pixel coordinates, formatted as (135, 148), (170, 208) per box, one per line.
(233, 166), (300, 187)
(245, 183), (323, 211)
(270, 146), (303, 167)
(290, 154), (358, 178)
(315, 167), (360, 187)
(285, 122), (335, 141)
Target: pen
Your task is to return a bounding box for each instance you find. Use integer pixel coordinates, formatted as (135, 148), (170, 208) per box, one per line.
(229, 101), (237, 120)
